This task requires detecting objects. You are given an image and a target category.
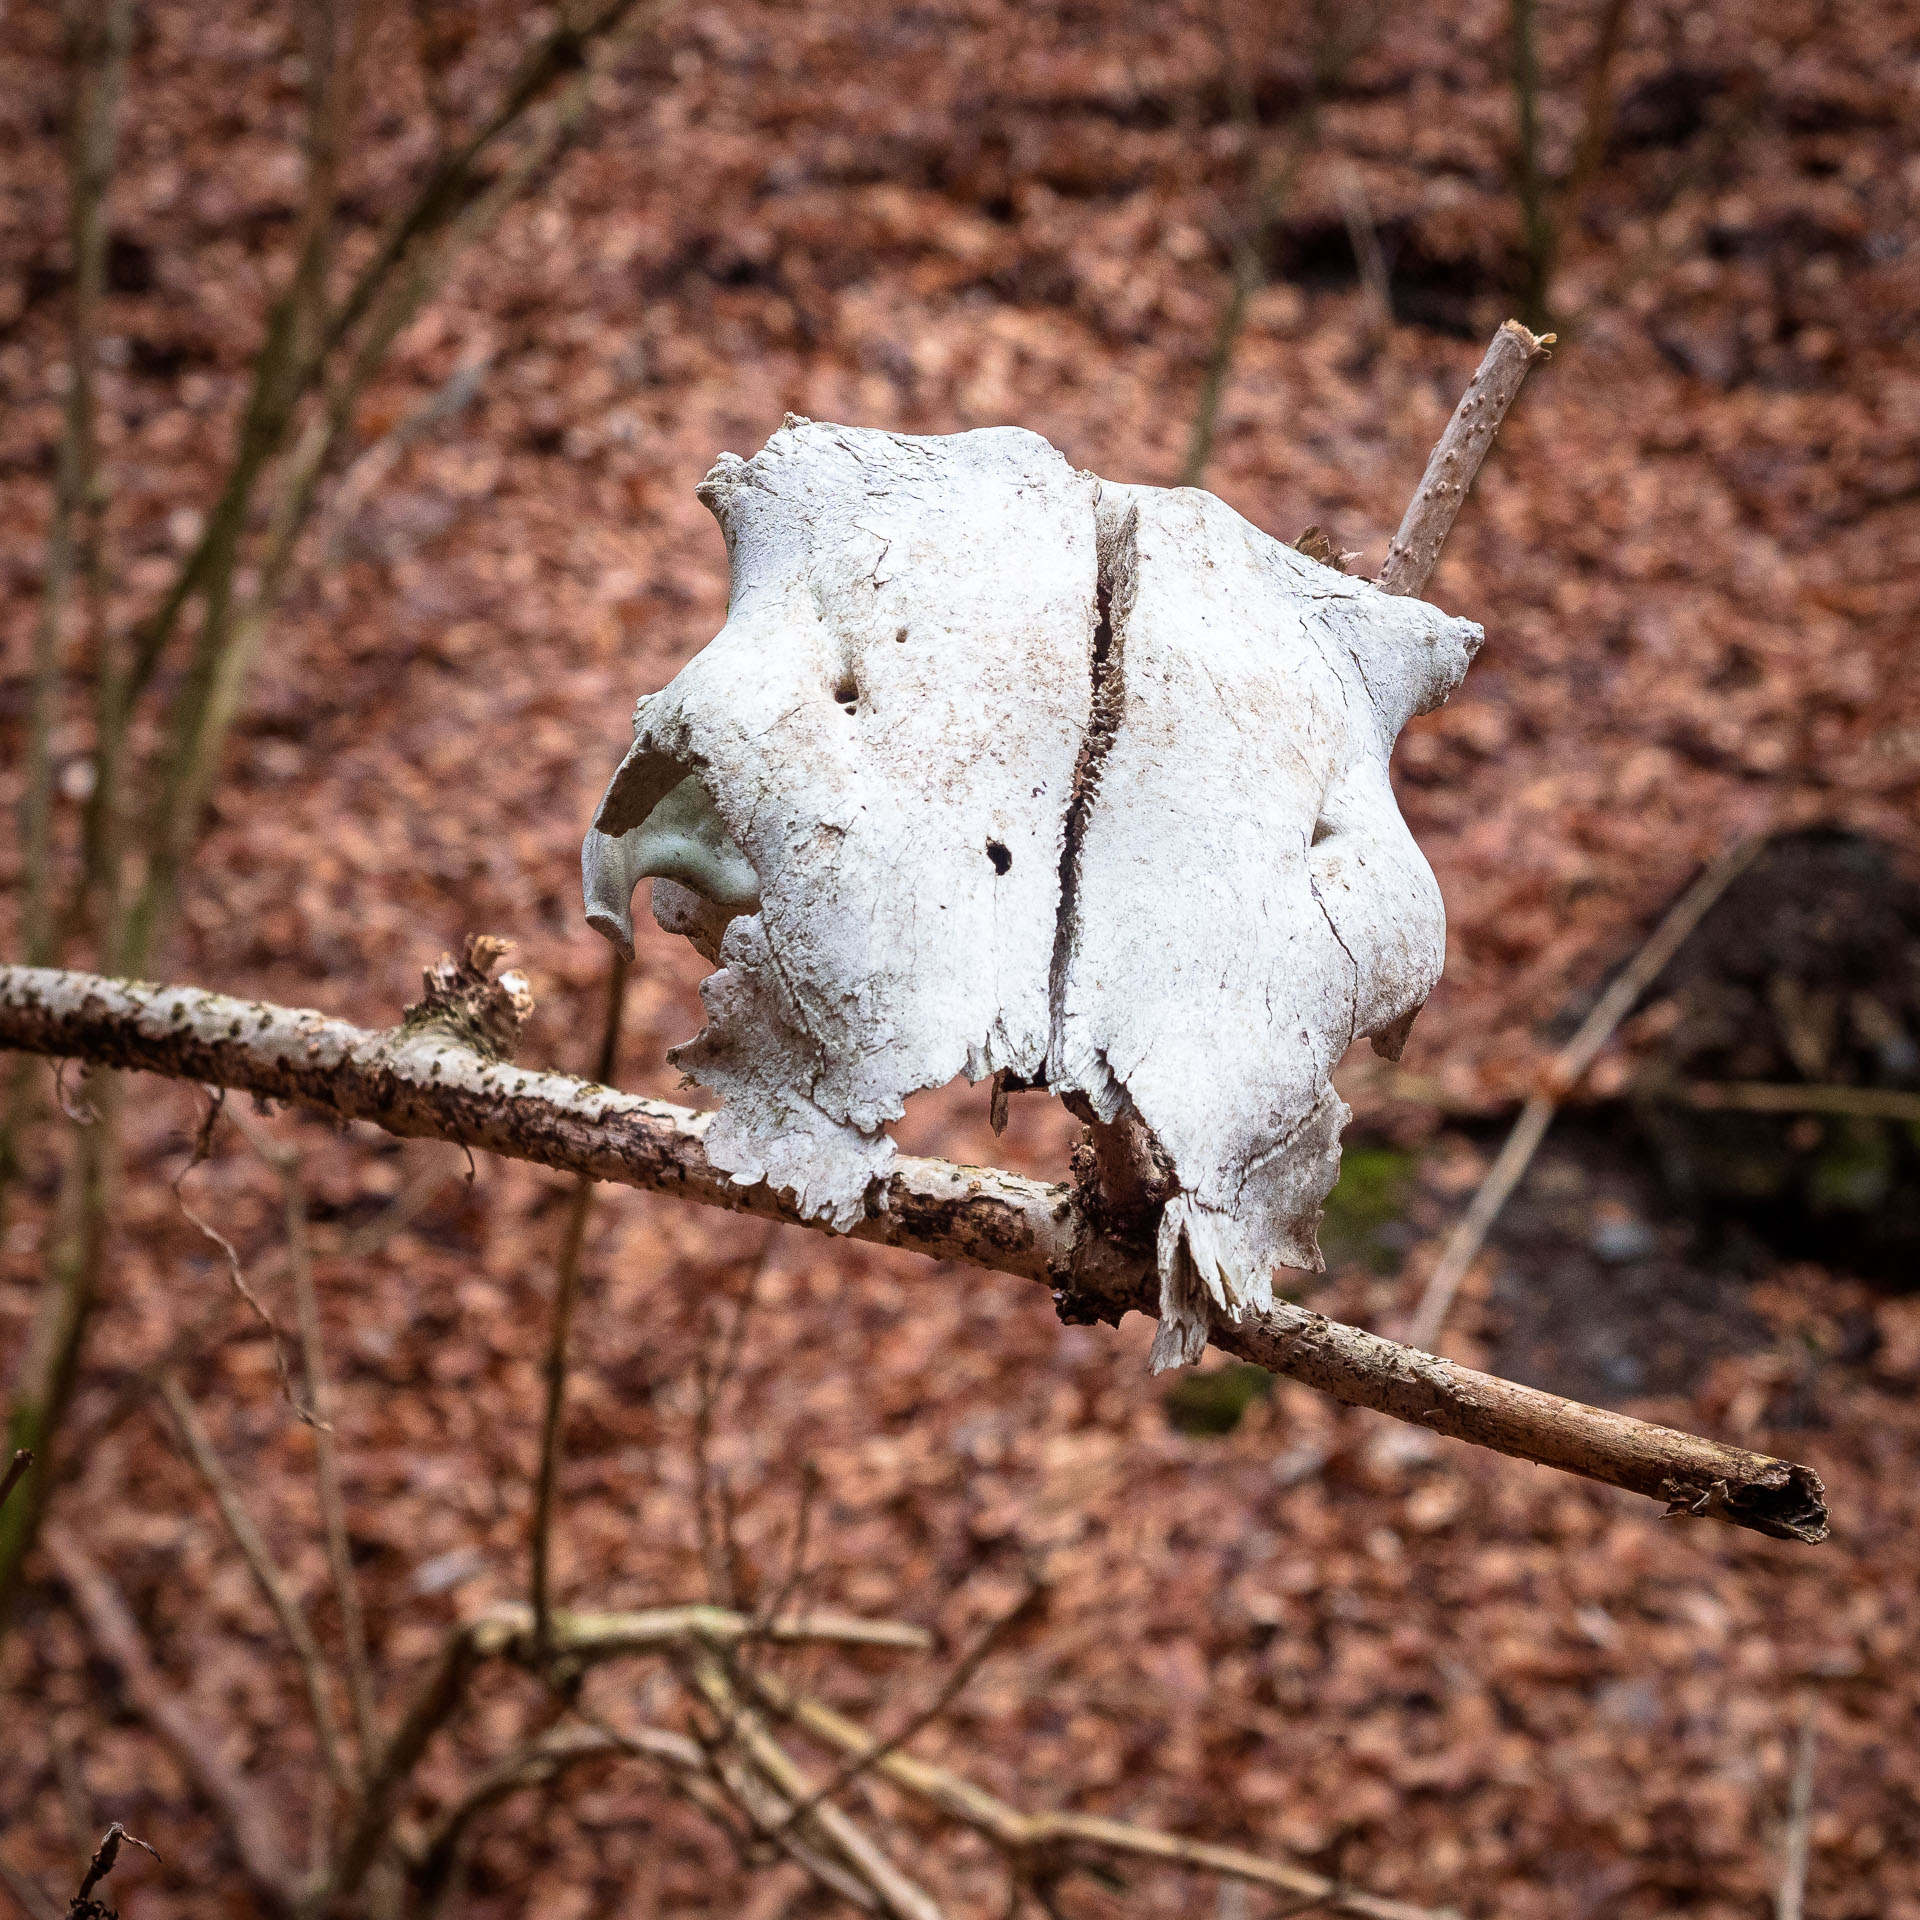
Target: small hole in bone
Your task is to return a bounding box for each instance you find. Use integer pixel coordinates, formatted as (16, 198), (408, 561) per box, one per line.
(1311, 818), (1334, 846)
(894, 625), (908, 642)
(987, 840), (1012, 875)
(832, 670), (858, 708)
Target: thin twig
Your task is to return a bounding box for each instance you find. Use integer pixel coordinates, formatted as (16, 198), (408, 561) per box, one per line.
(692, 1240), (770, 1608)
(317, 1597), (927, 1915)
(1509, 0), (1552, 328)
(116, 0), (672, 973)
(1776, 1692), (1819, 1920)
(67, 1823), (159, 1919)
(1181, 2), (1383, 486)
(410, 1726), (625, 1915)
(319, 353), (491, 568)
(751, 1456), (822, 1643)
(687, 1657), (948, 1920)
(0, 1070), (122, 1634)
(157, 1374), (350, 1800)
(281, 1145), (381, 1777)
(532, 952), (628, 1659)
(169, 1090), (309, 1420)
(1334, 164), (1393, 342)
(1672, 1081), (1920, 1123)
(50, 1151), (461, 1501)
(46, 1715), (95, 1873)
(0, 1452), (31, 1515)
(764, 1581), (1045, 1842)
(0, 1853), (62, 1920)
(17, 0), (134, 972)
(1376, 319), (1554, 598)
(1563, 0), (1635, 215)
(747, 1672), (1451, 1920)
(1403, 832), (1765, 1352)
(574, 1706), (885, 1916)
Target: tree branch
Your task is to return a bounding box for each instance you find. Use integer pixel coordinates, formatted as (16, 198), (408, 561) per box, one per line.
(0, 964), (1829, 1544)
(1376, 320), (1554, 599)
(0, 1452), (31, 1515)
(571, 1709), (889, 1917)
(747, 1671), (1449, 1920)
(685, 1656), (948, 1920)
(315, 1598), (929, 1912)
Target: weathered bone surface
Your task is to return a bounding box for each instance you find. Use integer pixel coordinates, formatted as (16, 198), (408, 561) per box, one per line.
(586, 418), (1097, 1229)
(586, 418), (1481, 1361)
(1050, 485), (1481, 1367)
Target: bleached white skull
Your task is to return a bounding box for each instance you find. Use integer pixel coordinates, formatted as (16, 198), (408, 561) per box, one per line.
(585, 418), (1480, 1366)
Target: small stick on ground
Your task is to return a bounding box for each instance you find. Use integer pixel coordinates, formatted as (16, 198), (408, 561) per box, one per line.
(1402, 832), (1765, 1353)
(1776, 1692), (1819, 1920)
(1376, 320), (1554, 599)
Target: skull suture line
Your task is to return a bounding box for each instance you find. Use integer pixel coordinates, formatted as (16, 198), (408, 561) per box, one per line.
(584, 418), (1481, 1368)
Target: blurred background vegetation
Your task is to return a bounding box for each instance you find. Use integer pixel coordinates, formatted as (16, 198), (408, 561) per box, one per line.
(2, 0), (1917, 1914)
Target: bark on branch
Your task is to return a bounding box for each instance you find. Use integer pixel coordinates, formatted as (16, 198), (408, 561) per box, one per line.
(0, 962), (1827, 1544)
(1377, 319), (1553, 599)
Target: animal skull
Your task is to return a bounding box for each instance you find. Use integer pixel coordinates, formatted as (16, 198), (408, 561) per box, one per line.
(585, 418), (1481, 1366)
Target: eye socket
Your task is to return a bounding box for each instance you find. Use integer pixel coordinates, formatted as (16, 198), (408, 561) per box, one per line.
(986, 840), (1011, 875)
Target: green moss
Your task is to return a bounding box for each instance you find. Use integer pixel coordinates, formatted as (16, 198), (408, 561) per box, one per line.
(1810, 1118), (1895, 1213)
(1163, 1362), (1272, 1437)
(1318, 1144), (1414, 1274)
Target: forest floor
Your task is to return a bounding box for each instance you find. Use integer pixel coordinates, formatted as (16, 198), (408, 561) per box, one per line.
(2, 0), (1918, 1914)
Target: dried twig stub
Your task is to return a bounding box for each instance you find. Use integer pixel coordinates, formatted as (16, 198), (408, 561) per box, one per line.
(67, 1821), (160, 1920)
(1376, 320), (1553, 600)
